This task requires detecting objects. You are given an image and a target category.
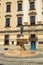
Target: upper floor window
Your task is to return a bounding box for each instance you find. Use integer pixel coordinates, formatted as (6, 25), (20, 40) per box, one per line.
(30, 16), (35, 25)
(6, 18), (10, 27)
(30, 2), (35, 10)
(6, 4), (11, 12)
(18, 3), (22, 11)
(17, 17), (22, 26)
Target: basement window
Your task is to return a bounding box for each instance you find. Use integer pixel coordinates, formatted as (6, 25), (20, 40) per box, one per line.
(39, 42), (43, 44)
(4, 48), (8, 50)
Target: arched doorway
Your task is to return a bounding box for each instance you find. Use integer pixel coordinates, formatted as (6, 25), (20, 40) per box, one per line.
(29, 34), (37, 50)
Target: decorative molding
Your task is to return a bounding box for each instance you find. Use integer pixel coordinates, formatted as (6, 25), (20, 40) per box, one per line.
(16, 14), (23, 16)
(29, 36), (38, 41)
(17, 0), (23, 3)
(29, 0), (36, 2)
(0, 29), (43, 33)
(29, 12), (37, 15)
(5, 15), (11, 17)
(6, 2), (11, 4)
(38, 21), (42, 24)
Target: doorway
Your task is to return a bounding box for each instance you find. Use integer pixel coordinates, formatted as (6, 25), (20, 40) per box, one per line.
(31, 41), (36, 50)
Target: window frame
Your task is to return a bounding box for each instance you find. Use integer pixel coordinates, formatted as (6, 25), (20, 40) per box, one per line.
(30, 2), (35, 10)
(30, 16), (35, 25)
(18, 3), (22, 11)
(4, 35), (9, 45)
(17, 16), (22, 26)
(6, 2), (11, 12)
(6, 18), (10, 27)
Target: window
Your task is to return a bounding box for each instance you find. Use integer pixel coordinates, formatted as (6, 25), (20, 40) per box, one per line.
(30, 2), (35, 10)
(39, 42), (43, 44)
(18, 3), (22, 11)
(17, 34), (20, 38)
(6, 4), (11, 12)
(12, 41), (14, 45)
(4, 35), (9, 45)
(17, 42), (19, 45)
(31, 34), (35, 38)
(6, 18), (10, 27)
(30, 16), (35, 25)
(18, 17), (22, 26)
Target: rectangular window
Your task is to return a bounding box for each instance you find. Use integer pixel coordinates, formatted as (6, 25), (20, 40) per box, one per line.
(30, 2), (35, 10)
(17, 34), (20, 38)
(18, 3), (22, 11)
(30, 16), (35, 25)
(4, 35), (9, 45)
(18, 17), (22, 26)
(6, 5), (11, 12)
(6, 18), (10, 27)
(39, 42), (43, 44)
(31, 34), (35, 38)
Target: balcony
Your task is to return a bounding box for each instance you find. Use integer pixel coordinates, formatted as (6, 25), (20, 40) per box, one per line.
(23, 24), (43, 32)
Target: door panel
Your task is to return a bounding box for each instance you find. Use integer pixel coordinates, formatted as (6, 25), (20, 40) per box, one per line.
(31, 41), (36, 50)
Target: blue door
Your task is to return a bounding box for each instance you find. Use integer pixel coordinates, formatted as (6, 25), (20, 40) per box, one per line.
(31, 41), (36, 50)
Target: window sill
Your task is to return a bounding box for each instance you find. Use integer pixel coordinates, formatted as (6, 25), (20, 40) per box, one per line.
(29, 8), (36, 11)
(16, 25), (22, 27)
(17, 10), (23, 12)
(5, 26), (11, 28)
(6, 11), (11, 13)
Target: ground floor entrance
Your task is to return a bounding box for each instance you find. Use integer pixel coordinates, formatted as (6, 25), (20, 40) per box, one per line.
(31, 41), (36, 50)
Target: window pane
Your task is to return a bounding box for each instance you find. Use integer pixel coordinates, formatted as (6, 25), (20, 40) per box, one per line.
(30, 2), (34, 9)
(6, 5), (11, 12)
(18, 3), (22, 11)
(4, 35), (9, 45)
(30, 16), (35, 25)
(6, 18), (10, 26)
(18, 17), (22, 26)
(5, 35), (9, 40)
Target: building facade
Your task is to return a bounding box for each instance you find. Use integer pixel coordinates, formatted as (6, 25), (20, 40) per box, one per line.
(0, 0), (43, 50)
